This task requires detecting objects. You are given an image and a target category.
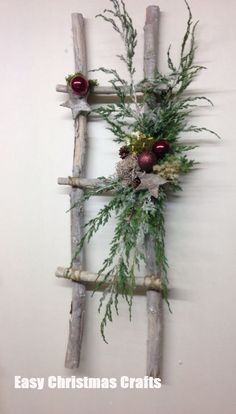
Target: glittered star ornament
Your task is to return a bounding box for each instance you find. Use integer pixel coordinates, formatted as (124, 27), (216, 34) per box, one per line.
(61, 89), (91, 119)
(135, 172), (167, 198)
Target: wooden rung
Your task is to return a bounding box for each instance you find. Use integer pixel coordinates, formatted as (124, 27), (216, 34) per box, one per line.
(58, 176), (98, 188)
(56, 84), (143, 95)
(56, 266), (162, 293)
(57, 177), (113, 195)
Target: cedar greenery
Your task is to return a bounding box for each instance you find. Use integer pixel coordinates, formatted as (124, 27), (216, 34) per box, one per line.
(72, 180), (168, 343)
(71, 0), (218, 342)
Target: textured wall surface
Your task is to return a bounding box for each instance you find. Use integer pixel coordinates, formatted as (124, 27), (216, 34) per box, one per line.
(0, 0), (235, 412)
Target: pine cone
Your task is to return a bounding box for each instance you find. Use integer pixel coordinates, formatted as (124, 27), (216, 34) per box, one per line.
(119, 146), (130, 159)
(131, 177), (141, 188)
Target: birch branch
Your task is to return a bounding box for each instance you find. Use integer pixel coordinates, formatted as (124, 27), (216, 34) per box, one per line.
(58, 177), (107, 189)
(64, 13), (88, 370)
(144, 5), (163, 379)
(56, 84), (143, 95)
(57, 177), (114, 197)
(56, 267), (162, 292)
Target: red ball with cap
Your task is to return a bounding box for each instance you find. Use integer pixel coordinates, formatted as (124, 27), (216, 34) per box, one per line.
(70, 75), (89, 96)
(138, 151), (157, 173)
(152, 139), (170, 159)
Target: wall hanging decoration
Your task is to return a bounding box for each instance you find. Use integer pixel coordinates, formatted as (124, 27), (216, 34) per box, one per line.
(56, 0), (218, 377)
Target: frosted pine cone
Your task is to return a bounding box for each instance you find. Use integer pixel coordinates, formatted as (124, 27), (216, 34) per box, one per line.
(116, 155), (139, 187)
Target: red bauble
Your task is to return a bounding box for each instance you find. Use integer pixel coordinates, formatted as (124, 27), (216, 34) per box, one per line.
(152, 139), (170, 159)
(70, 75), (89, 96)
(138, 151), (157, 172)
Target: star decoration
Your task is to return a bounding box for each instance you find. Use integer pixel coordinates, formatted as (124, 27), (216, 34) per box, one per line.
(61, 89), (91, 119)
(135, 172), (167, 198)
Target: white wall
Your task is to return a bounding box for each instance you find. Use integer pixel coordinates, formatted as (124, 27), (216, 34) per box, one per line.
(0, 0), (235, 412)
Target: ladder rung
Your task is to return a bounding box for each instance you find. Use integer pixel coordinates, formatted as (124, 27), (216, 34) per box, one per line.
(56, 84), (144, 95)
(57, 177), (113, 195)
(55, 266), (162, 293)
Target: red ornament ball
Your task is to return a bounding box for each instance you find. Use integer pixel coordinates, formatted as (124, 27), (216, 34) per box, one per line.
(138, 151), (157, 173)
(70, 75), (89, 96)
(152, 139), (170, 159)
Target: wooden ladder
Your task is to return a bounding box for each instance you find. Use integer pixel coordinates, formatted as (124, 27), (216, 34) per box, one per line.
(56, 5), (162, 378)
